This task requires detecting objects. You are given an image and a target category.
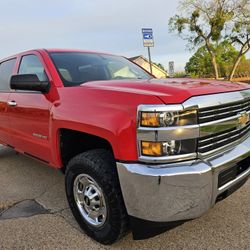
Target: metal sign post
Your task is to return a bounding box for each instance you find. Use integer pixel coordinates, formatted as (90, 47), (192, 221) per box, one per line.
(147, 47), (152, 74)
(142, 28), (154, 74)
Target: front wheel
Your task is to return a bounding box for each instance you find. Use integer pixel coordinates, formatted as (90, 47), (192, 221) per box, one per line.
(65, 149), (128, 245)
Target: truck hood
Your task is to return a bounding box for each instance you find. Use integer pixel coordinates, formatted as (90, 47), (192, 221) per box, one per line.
(82, 78), (250, 104)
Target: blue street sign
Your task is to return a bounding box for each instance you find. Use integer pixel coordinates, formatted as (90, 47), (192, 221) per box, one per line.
(143, 33), (153, 39)
(142, 28), (154, 47)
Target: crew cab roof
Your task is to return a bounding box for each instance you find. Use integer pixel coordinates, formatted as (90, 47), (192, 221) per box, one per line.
(0, 49), (116, 63)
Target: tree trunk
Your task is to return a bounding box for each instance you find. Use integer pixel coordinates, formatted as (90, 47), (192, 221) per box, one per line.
(204, 40), (219, 79)
(229, 55), (242, 81)
(211, 54), (219, 79)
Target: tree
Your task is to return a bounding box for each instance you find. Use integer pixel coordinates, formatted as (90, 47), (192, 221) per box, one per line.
(235, 59), (250, 77)
(169, 0), (250, 80)
(185, 47), (214, 77)
(154, 63), (166, 71)
(228, 5), (250, 80)
(185, 41), (242, 78)
(216, 41), (243, 77)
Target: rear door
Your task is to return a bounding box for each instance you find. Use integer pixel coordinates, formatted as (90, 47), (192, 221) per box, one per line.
(0, 58), (16, 145)
(8, 53), (52, 162)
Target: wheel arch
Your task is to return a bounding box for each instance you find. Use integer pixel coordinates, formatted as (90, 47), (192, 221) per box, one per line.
(58, 128), (115, 171)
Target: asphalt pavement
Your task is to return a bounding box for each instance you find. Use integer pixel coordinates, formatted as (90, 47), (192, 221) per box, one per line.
(0, 146), (249, 250)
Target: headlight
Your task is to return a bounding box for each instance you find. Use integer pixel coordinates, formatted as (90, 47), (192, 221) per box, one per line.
(141, 139), (197, 157)
(140, 110), (197, 127)
(137, 105), (198, 162)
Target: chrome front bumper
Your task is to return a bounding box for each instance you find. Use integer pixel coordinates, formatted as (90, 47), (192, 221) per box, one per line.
(117, 136), (250, 222)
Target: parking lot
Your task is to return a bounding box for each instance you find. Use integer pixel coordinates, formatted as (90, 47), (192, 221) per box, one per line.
(0, 145), (250, 250)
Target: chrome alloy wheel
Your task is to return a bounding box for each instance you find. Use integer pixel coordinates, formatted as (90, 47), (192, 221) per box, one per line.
(73, 174), (107, 227)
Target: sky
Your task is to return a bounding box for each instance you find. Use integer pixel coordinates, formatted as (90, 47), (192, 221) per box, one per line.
(0, 0), (192, 71)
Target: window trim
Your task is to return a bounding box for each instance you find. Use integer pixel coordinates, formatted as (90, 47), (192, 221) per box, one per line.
(18, 54), (49, 81)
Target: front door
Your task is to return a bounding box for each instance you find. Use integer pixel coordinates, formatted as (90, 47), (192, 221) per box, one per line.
(8, 54), (52, 162)
(0, 58), (16, 145)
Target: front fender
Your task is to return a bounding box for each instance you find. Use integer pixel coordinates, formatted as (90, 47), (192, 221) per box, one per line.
(48, 86), (163, 167)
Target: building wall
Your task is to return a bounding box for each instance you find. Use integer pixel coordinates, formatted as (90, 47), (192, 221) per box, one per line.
(133, 58), (167, 79)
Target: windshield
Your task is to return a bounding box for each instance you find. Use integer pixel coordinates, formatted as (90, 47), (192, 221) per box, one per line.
(49, 52), (152, 87)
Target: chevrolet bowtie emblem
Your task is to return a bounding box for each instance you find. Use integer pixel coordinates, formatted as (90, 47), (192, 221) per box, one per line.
(238, 112), (250, 129)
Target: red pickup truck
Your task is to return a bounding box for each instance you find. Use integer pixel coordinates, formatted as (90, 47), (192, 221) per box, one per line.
(0, 49), (250, 244)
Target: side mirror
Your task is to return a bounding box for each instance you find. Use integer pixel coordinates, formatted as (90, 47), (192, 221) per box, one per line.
(10, 74), (50, 93)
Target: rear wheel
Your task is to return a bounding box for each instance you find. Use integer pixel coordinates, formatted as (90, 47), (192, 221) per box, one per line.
(65, 149), (128, 245)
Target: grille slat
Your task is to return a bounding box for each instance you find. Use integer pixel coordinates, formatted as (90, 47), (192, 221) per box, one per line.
(200, 106), (249, 117)
(199, 127), (236, 147)
(199, 98), (250, 123)
(198, 123), (250, 154)
(200, 107), (249, 119)
(200, 101), (250, 114)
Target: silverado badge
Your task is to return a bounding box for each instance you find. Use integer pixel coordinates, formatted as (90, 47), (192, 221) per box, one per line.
(238, 111), (250, 129)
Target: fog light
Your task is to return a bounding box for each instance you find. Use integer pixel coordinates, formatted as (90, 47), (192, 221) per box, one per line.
(162, 140), (181, 155)
(141, 141), (162, 156)
(141, 139), (197, 157)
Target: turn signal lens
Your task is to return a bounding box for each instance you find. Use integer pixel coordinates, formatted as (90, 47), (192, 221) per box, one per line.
(141, 113), (160, 127)
(141, 141), (162, 156)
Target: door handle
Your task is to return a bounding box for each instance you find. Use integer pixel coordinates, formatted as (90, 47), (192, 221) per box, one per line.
(7, 101), (17, 106)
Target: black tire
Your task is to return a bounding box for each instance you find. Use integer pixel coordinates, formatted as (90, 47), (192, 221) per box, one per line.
(65, 149), (129, 245)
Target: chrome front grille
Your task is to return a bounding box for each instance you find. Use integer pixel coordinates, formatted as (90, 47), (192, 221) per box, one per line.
(194, 90), (250, 155)
(198, 121), (250, 154)
(198, 98), (250, 124)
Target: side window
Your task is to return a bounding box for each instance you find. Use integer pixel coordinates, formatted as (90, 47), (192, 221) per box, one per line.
(18, 55), (48, 81)
(0, 59), (16, 91)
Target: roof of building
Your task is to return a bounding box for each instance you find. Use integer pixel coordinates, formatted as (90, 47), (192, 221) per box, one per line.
(129, 55), (168, 75)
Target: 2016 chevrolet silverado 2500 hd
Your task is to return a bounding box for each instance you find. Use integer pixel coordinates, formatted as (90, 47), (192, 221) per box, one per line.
(0, 49), (249, 244)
